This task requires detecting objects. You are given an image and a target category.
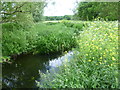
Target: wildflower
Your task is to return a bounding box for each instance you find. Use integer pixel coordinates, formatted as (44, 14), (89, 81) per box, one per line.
(110, 49), (112, 52)
(103, 52), (106, 55)
(86, 54), (88, 56)
(64, 51), (68, 54)
(110, 64), (113, 66)
(112, 57), (116, 61)
(104, 60), (107, 63)
(88, 60), (91, 62)
(96, 46), (98, 49)
(100, 57), (102, 59)
(99, 62), (102, 64)
(114, 28), (118, 30)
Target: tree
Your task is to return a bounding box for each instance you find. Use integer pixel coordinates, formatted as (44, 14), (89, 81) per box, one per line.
(32, 2), (46, 22)
(75, 2), (118, 21)
(1, 1), (46, 24)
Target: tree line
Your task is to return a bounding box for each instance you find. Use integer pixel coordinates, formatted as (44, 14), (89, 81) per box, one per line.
(75, 2), (118, 21)
(44, 15), (73, 21)
(1, 1), (118, 25)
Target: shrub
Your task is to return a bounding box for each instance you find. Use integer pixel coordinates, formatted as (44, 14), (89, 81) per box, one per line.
(2, 22), (77, 60)
(34, 23), (77, 54)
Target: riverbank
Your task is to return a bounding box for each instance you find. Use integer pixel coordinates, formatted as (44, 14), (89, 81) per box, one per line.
(2, 20), (119, 89)
(2, 22), (78, 62)
(37, 21), (119, 88)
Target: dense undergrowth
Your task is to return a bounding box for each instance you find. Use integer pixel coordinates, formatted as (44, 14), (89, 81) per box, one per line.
(37, 21), (119, 88)
(2, 22), (78, 62)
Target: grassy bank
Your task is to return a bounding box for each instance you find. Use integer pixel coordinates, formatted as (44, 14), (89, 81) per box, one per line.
(37, 21), (119, 88)
(2, 23), (78, 62)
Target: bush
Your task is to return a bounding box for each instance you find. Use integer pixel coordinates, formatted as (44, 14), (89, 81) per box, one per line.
(2, 23), (77, 59)
(61, 20), (86, 35)
(37, 21), (119, 88)
(34, 23), (77, 54)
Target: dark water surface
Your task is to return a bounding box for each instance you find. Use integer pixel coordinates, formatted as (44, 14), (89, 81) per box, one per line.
(2, 51), (74, 88)
(2, 52), (63, 88)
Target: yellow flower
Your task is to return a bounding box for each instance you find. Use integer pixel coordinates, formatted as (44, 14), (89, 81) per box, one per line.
(88, 60), (91, 62)
(100, 57), (102, 59)
(109, 49), (112, 52)
(96, 46), (98, 49)
(114, 28), (118, 30)
(99, 47), (102, 50)
(86, 54), (88, 56)
(64, 51), (68, 54)
(112, 57), (116, 61)
(110, 64), (113, 66)
(103, 52), (106, 55)
(99, 62), (102, 64)
(104, 60), (107, 63)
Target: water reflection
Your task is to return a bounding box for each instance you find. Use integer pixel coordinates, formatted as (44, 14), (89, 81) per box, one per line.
(45, 51), (74, 72)
(2, 53), (62, 88)
(2, 51), (75, 88)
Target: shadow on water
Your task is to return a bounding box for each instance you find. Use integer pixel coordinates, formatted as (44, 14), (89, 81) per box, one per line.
(2, 51), (75, 88)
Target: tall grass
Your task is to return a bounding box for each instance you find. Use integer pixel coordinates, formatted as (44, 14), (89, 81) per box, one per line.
(2, 23), (77, 61)
(33, 23), (77, 54)
(37, 21), (119, 88)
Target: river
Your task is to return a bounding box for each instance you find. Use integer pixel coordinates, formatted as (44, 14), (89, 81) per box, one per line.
(2, 51), (74, 88)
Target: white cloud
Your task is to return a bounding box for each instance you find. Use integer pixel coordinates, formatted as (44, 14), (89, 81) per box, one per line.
(44, 0), (80, 16)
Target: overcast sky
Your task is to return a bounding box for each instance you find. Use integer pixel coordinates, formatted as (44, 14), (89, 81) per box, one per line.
(43, 0), (81, 16)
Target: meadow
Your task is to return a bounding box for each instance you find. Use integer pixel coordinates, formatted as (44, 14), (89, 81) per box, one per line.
(36, 21), (119, 88)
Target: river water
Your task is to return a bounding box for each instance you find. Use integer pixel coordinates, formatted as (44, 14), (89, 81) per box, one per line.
(2, 51), (74, 88)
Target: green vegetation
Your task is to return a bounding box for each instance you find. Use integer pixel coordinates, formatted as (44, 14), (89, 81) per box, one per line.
(75, 2), (118, 21)
(1, 1), (45, 62)
(1, 2), (46, 23)
(44, 15), (73, 21)
(37, 21), (119, 88)
(2, 22), (77, 61)
(1, 1), (119, 89)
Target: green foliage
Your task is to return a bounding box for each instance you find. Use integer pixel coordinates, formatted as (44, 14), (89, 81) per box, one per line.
(44, 15), (73, 21)
(75, 2), (118, 21)
(33, 23), (77, 54)
(2, 23), (77, 58)
(1, 2), (45, 25)
(32, 2), (46, 22)
(37, 21), (119, 88)
(61, 20), (86, 35)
